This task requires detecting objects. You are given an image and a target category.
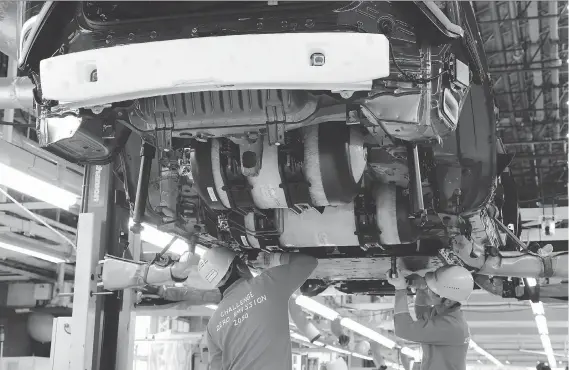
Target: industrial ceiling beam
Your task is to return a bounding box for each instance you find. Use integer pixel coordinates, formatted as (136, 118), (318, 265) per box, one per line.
(499, 107), (564, 113)
(477, 13), (564, 24)
(494, 85), (566, 96)
(0, 274), (28, 282)
(0, 262), (56, 282)
(497, 119), (567, 129)
(512, 153), (567, 160)
(489, 59), (568, 69)
(491, 65), (565, 73)
(0, 202), (58, 211)
(503, 139), (568, 145)
(511, 165), (568, 170)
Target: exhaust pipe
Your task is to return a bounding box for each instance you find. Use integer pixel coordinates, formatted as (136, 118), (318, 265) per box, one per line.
(0, 76), (35, 110)
(452, 235), (568, 279)
(477, 252), (568, 279)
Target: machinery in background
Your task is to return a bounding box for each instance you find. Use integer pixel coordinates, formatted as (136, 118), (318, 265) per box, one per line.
(3, 1), (567, 301)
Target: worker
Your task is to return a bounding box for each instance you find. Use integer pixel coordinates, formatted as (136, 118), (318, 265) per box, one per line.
(387, 265), (474, 370)
(198, 247), (318, 370)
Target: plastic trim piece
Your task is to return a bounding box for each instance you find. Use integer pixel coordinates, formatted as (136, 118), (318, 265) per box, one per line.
(40, 32), (390, 109)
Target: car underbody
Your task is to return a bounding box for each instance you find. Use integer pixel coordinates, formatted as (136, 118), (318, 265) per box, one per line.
(16, 1), (568, 301)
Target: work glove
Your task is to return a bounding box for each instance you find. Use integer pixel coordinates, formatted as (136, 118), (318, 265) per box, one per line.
(250, 251), (282, 270)
(169, 234), (198, 279)
(386, 269), (408, 291)
(409, 276), (428, 291)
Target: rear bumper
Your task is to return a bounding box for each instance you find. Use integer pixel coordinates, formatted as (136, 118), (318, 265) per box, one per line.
(40, 32), (390, 109)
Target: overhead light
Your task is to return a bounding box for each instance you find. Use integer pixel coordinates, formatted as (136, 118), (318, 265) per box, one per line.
(0, 240), (67, 263)
(295, 295), (340, 321)
(531, 301), (556, 365)
(540, 334), (553, 352)
(325, 345), (351, 355)
(295, 296), (397, 349)
(0, 162), (80, 210)
(385, 360), (405, 370)
(535, 315), (549, 335)
(540, 335), (557, 367)
(205, 304), (218, 310)
(291, 332), (311, 343)
(531, 301), (545, 315)
(352, 352), (373, 361)
(129, 220), (205, 256)
(401, 346), (421, 361)
(470, 340), (504, 367)
(340, 318), (396, 349)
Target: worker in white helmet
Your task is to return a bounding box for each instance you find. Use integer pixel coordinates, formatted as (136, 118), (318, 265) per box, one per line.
(387, 265), (474, 370)
(198, 247), (318, 370)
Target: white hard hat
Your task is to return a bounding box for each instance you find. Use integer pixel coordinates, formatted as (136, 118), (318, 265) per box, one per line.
(425, 265), (474, 302)
(197, 247), (238, 288)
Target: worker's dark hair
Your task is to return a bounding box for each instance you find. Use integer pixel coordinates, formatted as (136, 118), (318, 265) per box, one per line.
(441, 298), (461, 310)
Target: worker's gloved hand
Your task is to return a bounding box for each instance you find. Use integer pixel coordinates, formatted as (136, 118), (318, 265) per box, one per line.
(409, 276), (427, 291)
(250, 251), (282, 270)
(170, 234), (199, 279)
(338, 334), (350, 347)
(386, 269), (408, 291)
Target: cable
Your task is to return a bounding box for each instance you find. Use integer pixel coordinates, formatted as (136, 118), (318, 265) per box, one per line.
(389, 44), (448, 84)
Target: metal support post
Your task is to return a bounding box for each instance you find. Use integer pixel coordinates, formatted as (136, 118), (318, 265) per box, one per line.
(69, 213), (104, 370)
(115, 141), (155, 370)
(0, 325), (4, 370)
(66, 162), (123, 370)
(115, 230), (142, 370)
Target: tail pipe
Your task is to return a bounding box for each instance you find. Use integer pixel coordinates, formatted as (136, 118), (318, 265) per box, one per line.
(477, 251), (568, 279)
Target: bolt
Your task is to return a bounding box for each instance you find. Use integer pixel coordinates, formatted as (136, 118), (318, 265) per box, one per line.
(150, 31), (157, 39)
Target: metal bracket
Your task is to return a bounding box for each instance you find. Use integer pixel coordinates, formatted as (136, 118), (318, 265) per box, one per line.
(265, 97), (287, 146)
(154, 105), (173, 151)
(237, 135), (264, 177)
(346, 105), (361, 125)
